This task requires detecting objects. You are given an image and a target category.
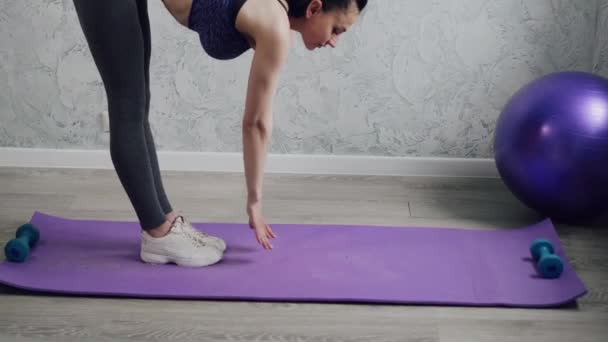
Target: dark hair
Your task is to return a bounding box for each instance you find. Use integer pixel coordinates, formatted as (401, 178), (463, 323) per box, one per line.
(286, 0), (368, 18)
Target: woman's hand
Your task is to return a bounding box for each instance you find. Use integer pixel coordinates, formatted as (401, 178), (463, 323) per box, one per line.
(247, 200), (276, 250)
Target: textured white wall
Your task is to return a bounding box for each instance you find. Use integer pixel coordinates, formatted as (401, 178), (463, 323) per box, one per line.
(594, 0), (608, 77)
(0, 0), (603, 158)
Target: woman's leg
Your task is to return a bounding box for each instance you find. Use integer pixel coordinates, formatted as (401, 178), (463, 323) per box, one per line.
(73, 0), (168, 231)
(136, 0), (175, 220)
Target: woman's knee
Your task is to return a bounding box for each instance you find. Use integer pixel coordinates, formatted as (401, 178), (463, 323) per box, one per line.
(107, 96), (147, 124)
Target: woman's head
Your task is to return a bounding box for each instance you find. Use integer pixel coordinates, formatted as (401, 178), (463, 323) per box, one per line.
(287, 0), (367, 50)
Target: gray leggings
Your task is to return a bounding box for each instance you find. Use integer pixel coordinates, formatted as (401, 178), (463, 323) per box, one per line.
(73, 0), (172, 230)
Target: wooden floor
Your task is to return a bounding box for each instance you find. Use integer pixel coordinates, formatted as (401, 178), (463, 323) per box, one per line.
(0, 167), (607, 342)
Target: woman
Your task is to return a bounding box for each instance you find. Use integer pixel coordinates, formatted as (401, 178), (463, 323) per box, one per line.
(72, 0), (367, 267)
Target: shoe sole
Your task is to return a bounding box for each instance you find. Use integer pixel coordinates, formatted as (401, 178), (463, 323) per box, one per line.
(140, 251), (222, 267)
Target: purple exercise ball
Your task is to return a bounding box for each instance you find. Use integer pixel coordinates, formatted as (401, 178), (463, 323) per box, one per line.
(494, 71), (608, 223)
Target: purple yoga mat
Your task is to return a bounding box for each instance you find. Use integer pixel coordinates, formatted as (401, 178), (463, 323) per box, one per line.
(0, 212), (587, 307)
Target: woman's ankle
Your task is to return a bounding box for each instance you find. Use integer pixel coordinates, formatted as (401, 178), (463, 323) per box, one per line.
(146, 220), (172, 238)
(165, 211), (178, 223)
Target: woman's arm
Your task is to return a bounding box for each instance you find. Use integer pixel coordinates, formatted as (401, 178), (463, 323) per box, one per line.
(242, 30), (289, 204)
(241, 18), (290, 249)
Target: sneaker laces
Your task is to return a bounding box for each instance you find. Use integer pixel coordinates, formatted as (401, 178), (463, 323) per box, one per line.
(172, 216), (207, 247)
(175, 216), (213, 243)
(183, 216), (214, 237)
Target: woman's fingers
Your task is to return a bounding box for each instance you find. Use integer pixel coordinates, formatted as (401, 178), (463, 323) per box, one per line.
(266, 224), (277, 238)
(257, 231), (273, 250)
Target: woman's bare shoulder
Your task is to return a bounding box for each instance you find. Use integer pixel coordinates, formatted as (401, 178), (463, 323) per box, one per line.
(235, 0), (291, 47)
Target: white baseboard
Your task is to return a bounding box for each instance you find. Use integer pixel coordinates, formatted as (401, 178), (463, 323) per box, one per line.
(0, 147), (498, 178)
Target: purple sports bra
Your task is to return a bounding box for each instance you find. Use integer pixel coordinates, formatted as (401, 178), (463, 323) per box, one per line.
(188, 0), (287, 60)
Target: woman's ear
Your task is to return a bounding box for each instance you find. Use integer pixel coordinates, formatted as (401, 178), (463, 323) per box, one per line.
(306, 0), (324, 18)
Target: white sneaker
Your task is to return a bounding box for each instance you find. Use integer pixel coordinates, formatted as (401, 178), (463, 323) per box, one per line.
(140, 217), (223, 267)
(179, 216), (227, 252)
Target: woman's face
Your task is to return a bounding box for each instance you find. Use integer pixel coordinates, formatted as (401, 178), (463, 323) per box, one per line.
(297, 0), (360, 50)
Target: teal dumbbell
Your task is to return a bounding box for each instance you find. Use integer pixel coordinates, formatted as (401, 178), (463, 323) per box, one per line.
(4, 223), (40, 262)
(530, 238), (563, 279)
